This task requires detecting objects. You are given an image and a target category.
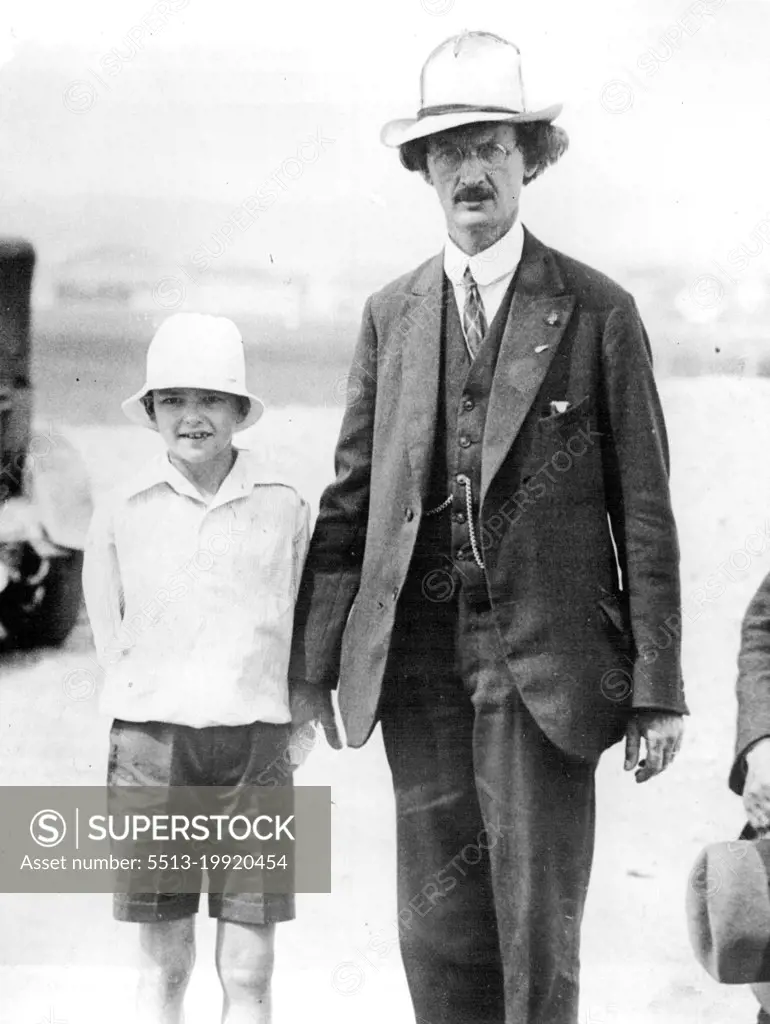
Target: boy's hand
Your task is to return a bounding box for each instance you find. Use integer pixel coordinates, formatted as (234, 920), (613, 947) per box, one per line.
(290, 682), (343, 752)
(286, 721), (322, 770)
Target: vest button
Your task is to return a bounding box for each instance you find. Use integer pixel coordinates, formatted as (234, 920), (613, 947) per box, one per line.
(457, 548), (471, 561)
(453, 511), (466, 524)
(404, 507), (414, 522)
(462, 396), (475, 412)
(459, 434), (472, 448)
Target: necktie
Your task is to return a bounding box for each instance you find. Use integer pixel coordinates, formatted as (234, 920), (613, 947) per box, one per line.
(462, 266), (487, 360)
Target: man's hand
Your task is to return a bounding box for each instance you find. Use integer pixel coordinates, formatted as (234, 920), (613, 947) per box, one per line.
(289, 682), (343, 759)
(743, 738), (770, 832)
(624, 710), (683, 783)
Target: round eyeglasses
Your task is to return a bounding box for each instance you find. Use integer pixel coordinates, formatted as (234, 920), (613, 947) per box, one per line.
(428, 141), (512, 174)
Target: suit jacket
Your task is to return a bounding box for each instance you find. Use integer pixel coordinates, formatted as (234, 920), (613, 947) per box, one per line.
(290, 228), (687, 761)
(731, 572), (770, 793)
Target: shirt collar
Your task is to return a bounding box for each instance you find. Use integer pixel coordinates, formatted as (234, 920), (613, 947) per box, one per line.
(443, 219), (525, 288)
(124, 447), (295, 506)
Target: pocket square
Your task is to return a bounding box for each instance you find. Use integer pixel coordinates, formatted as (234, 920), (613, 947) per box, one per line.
(549, 400), (570, 415)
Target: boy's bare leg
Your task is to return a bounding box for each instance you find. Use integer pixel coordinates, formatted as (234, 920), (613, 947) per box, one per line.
(215, 920), (275, 1024)
(137, 917), (196, 1024)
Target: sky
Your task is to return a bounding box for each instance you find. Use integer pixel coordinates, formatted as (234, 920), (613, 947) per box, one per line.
(1, 0), (769, 283)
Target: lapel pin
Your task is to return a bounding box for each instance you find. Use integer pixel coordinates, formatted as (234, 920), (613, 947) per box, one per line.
(545, 312), (560, 326)
(534, 344), (550, 354)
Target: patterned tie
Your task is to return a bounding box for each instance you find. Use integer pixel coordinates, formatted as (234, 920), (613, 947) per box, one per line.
(462, 266), (487, 360)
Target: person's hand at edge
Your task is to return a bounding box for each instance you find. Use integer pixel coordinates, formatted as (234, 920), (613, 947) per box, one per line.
(624, 709), (683, 783)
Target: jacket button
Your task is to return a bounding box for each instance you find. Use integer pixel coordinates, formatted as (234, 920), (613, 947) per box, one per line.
(459, 435), (472, 448)
(453, 511), (466, 524)
(462, 396), (475, 412)
(404, 507), (414, 522)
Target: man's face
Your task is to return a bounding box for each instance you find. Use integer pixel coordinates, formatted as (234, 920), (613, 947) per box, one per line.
(423, 122), (529, 252)
(151, 387), (244, 466)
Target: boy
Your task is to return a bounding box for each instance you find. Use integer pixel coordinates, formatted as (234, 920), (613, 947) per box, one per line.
(83, 313), (310, 1024)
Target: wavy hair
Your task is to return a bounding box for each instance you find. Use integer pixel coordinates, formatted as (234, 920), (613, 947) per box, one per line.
(400, 121), (569, 185)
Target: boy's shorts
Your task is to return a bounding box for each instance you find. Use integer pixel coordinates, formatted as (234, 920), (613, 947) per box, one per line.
(107, 717), (295, 926)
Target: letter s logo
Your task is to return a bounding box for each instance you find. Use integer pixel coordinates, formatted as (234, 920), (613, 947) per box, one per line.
(30, 810), (67, 847)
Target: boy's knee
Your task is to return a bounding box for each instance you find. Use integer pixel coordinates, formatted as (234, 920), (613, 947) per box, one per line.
(215, 921), (275, 998)
(144, 958), (194, 995)
(139, 920), (195, 992)
(217, 951), (274, 997)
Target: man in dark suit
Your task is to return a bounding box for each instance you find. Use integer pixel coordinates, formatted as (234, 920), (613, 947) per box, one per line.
(290, 30), (686, 1024)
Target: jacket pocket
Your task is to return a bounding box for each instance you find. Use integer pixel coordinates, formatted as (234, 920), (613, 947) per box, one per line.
(537, 395), (592, 432)
(598, 596), (633, 653)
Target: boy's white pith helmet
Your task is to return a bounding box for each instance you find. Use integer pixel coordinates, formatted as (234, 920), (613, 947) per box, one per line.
(121, 313), (265, 432)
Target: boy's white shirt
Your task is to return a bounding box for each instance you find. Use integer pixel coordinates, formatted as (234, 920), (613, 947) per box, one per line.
(82, 446), (310, 729)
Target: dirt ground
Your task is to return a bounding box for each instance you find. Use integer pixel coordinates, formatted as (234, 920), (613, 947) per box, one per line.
(1, 377), (769, 1023)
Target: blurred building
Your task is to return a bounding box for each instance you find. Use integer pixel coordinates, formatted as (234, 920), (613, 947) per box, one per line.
(52, 246), (310, 329)
(181, 264), (308, 329)
(54, 244), (166, 308)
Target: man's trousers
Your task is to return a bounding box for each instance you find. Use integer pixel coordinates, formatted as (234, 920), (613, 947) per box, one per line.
(379, 592), (597, 1024)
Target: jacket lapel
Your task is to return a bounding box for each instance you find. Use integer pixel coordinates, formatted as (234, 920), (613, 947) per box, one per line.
(400, 254), (444, 493)
(481, 231), (576, 506)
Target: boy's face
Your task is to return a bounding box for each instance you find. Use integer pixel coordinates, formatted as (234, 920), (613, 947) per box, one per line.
(151, 388), (245, 465)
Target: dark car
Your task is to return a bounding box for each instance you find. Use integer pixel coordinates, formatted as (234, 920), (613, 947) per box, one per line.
(0, 238), (92, 647)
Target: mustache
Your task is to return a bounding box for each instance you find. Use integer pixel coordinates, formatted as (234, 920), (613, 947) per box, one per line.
(453, 185), (495, 203)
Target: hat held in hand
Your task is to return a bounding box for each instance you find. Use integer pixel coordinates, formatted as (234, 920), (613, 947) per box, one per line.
(687, 836), (770, 984)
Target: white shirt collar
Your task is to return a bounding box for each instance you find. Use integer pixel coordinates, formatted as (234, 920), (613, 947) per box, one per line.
(124, 447), (295, 507)
(443, 219), (525, 288)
